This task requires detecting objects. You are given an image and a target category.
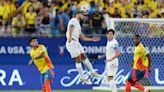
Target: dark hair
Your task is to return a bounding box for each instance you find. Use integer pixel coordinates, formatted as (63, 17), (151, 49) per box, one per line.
(106, 29), (115, 34)
(135, 34), (141, 37)
(28, 37), (37, 43)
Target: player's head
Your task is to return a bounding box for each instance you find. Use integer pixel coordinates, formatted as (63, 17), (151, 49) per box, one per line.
(29, 37), (38, 47)
(133, 34), (141, 46)
(75, 11), (85, 20)
(106, 29), (115, 40)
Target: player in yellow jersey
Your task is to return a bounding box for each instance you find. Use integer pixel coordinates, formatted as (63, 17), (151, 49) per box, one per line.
(28, 37), (54, 92)
(126, 34), (152, 92)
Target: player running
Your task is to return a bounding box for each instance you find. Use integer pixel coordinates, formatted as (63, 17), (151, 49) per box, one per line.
(98, 29), (121, 92)
(28, 37), (54, 92)
(66, 11), (101, 85)
(125, 34), (152, 92)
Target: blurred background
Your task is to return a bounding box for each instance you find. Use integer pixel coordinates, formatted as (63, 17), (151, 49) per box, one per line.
(0, 0), (163, 92)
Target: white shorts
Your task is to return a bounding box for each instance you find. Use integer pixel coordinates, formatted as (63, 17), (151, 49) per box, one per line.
(105, 60), (119, 76)
(66, 40), (84, 58)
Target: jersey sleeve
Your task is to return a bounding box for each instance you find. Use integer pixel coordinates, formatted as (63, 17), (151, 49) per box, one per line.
(11, 18), (16, 26)
(39, 45), (47, 54)
(29, 50), (34, 59)
(141, 47), (149, 56)
(69, 19), (76, 26)
(113, 41), (119, 51)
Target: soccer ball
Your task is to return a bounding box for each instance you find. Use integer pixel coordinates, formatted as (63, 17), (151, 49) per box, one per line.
(80, 3), (90, 14)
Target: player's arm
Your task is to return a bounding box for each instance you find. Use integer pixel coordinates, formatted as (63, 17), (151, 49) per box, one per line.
(98, 54), (106, 59)
(80, 34), (100, 42)
(146, 54), (152, 72)
(28, 52), (45, 65)
(34, 52), (45, 60)
(106, 49), (121, 62)
(67, 25), (73, 43)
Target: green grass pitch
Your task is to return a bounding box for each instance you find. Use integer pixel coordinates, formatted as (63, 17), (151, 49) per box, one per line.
(0, 90), (164, 92)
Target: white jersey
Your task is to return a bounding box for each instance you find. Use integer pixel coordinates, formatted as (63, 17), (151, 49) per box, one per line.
(66, 18), (82, 42)
(106, 38), (119, 61)
(105, 38), (119, 76)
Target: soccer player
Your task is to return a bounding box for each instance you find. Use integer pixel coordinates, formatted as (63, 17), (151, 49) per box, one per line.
(98, 29), (121, 92)
(125, 34), (152, 92)
(66, 11), (101, 84)
(28, 37), (54, 92)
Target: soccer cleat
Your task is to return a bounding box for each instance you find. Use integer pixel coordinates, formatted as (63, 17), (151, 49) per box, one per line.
(144, 88), (151, 92)
(91, 72), (101, 78)
(80, 78), (92, 85)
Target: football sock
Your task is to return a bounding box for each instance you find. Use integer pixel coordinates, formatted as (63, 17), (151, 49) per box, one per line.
(45, 79), (52, 92)
(109, 79), (117, 92)
(126, 80), (131, 92)
(75, 63), (84, 79)
(82, 58), (95, 73)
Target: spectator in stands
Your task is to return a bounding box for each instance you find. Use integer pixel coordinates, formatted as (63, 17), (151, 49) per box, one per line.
(25, 5), (37, 35)
(131, 3), (142, 18)
(19, 0), (32, 15)
(31, 0), (40, 13)
(6, 0), (17, 22)
(107, 2), (115, 16)
(90, 1), (97, 14)
(0, 0), (10, 36)
(112, 8), (121, 18)
(40, 7), (51, 35)
(143, 11), (149, 18)
(71, 1), (78, 16)
(90, 6), (104, 35)
(113, 0), (122, 9)
(59, 8), (71, 34)
(49, 1), (59, 35)
(11, 12), (26, 37)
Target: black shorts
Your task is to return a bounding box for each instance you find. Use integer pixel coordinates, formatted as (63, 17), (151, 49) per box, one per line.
(25, 24), (36, 33)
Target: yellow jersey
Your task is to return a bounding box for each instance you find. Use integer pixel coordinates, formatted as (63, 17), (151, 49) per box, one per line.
(5, 2), (17, 18)
(21, 1), (32, 15)
(12, 16), (26, 33)
(25, 12), (37, 25)
(30, 45), (49, 74)
(0, 4), (9, 20)
(133, 43), (149, 70)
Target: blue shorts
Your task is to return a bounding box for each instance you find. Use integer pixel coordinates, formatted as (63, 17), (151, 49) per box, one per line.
(127, 69), (145, 83)
(40, 69), (54, 86)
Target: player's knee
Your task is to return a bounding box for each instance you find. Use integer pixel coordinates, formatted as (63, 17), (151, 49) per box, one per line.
(108, 76), (114, 81)
(127, 78), (134, 84)
(81, 53), (87, 60)
(75, 55), (82, 63)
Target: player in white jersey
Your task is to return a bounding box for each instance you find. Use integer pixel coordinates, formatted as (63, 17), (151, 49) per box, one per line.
(66, 11), (101, 84)
(98, 29), (121, 92)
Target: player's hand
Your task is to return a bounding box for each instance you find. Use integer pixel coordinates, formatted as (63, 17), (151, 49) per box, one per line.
(28, 59), (33, 65)
(98, 55), (104, 59)
(92, 37), (100, 42)
(148, 68), (151, 73)
(68, 38), (72, 43)
(105, 59), (112, 62)
(130, 62), (133, 67)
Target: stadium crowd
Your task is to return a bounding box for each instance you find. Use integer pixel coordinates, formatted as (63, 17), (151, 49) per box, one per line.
(0, 0), (163, 37)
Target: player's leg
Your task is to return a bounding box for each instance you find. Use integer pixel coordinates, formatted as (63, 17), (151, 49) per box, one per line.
(66, 41), (91, 84)
(81, 53), (94, 73)
(126, 69), (146, 92)
(66, 41), (85, 80)
(74, 55), (84, 79)
(44, 78), (52, 92)
(40, 74), (46, 92)
(44, 69), (54, 92)
(126, 80), (132, 92)
(106, 62), (118, 92)
(75, 55), (92, 84)
(133, 70), (151, 92)
(81, 53), (101, 77)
